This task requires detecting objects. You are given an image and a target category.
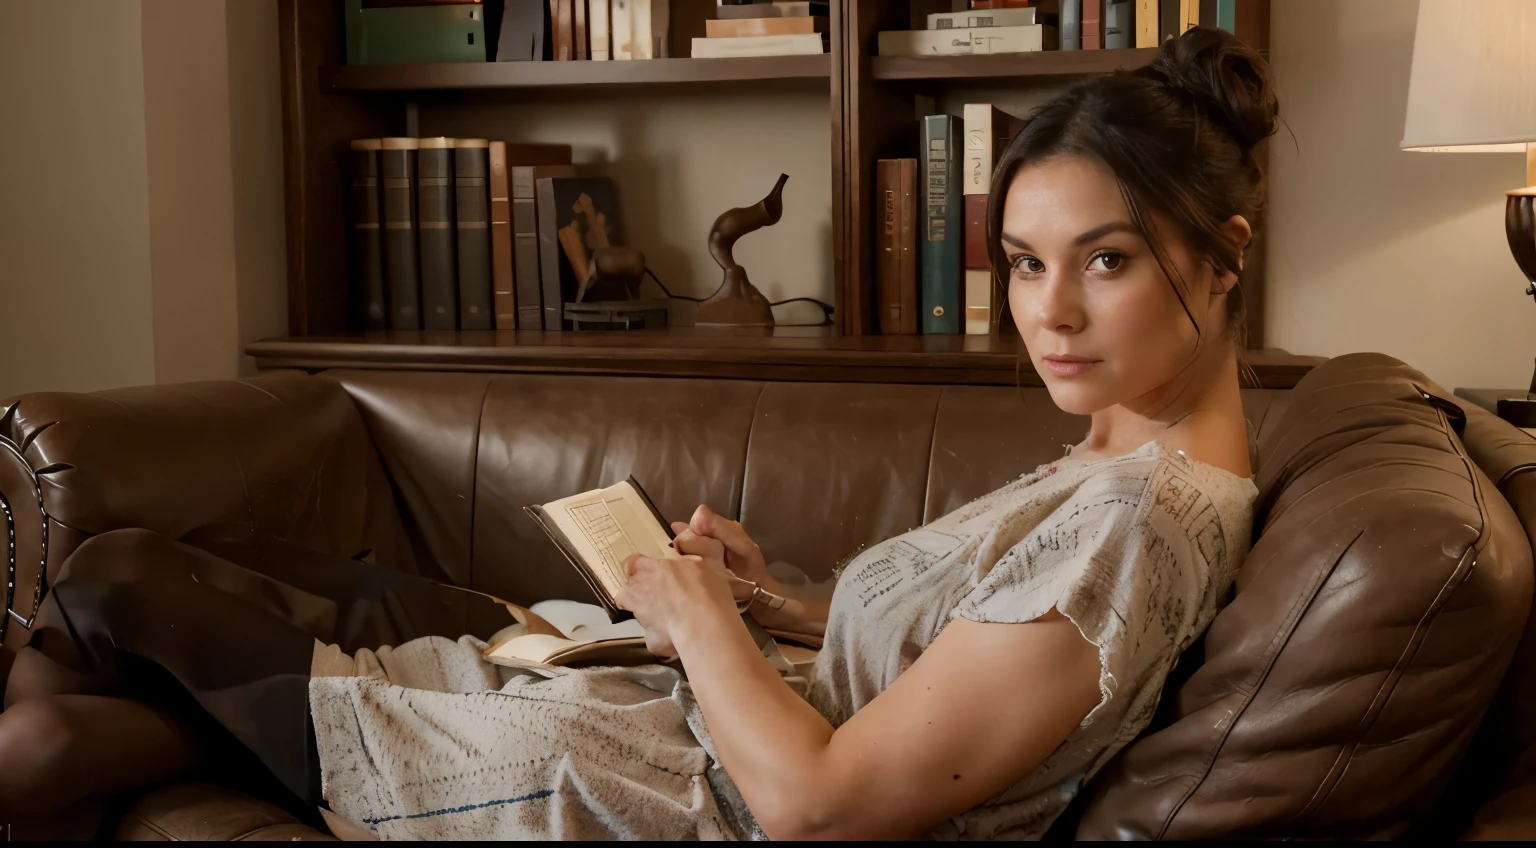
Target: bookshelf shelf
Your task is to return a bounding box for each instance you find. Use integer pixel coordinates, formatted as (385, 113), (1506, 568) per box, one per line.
(324, 54), (833, 92)
(869, 46), (1161, 82)
(247, 330), (1321, 389)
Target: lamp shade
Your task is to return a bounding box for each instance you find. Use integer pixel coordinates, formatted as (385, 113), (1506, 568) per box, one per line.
(1401, 0), (1536, 152)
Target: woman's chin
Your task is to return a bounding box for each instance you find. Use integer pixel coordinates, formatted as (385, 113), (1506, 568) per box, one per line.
(1041, 380), (1112, 417)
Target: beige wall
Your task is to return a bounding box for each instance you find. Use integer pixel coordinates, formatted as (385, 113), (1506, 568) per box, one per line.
(1267, 0), (1534, 390)
(0, 0), (285, 399)
(0, 1), (156, 397)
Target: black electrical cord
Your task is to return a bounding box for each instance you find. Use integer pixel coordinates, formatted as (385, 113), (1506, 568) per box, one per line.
(644, 268), (835, 327)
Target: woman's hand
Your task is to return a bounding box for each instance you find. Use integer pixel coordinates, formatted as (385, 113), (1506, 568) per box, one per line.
(615, 551), (738, 661)
(670, 504), (782, 600)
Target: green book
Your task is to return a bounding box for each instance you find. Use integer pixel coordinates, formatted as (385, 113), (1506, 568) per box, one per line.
(345, 0), (487, 66)
(920, 114), (962, 335)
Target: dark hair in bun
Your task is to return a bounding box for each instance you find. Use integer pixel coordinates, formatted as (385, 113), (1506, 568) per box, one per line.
(987, 25), (1279, 352)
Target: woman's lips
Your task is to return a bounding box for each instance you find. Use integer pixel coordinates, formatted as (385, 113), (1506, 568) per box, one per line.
(1042, 356), (1099, 377)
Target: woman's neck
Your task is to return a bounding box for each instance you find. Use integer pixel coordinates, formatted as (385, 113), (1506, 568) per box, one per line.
(1074, 344), (1251, 477)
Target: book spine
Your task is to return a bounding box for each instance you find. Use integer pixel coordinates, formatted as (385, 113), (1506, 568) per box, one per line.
(590, 0), (610, 59)
(1159, 0), (1180, 42)
(1214, 0), (1235, 32)
(963, 194), (988, 270)
(489, 142), (516, 330)
(611, 0), (632, 59)
(928, 8), (1036, 28)
(535, 176), (566, 331)
(920, 115), (961, 335)
(897, 158), (918, 335)
(633, 0), (653, 58)
(692, 33), (826, 57)
(417, 139), (458, 330)
(1105, 0), (1130, 48)
(381, 139), (422, 330)
(455, 141), (494, 331)
(552, 0), (571, 60)
(1136, 0), (1159, 47)
(876, 159), (901, 335)
(876, 26), (1042, 57)
(575, 0), (588, 60)
(512, 166), (543, 330)
(704, 16), (826, 37)
(964, 269), (992, 335)
(349, 142), (388, 331)
(1060, 0), (1081, 50)
(1178, 0), (1197, 32)
(1082, 0), (1102, 49)
(653, 0), (669, 57)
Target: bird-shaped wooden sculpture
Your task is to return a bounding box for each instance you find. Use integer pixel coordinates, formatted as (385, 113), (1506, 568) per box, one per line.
(696, 173), (788, 327)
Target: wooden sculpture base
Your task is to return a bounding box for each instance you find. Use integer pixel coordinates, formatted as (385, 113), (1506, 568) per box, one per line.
(695, 267), (775, 327)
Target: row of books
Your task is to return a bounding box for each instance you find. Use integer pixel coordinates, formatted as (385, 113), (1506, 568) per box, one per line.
(505, 0), (830, 63)
(876, 105), (1020, 335)
(696, 1), (830, 58)
(348, 138), (622, 332)
(878, 0), (1238, 58)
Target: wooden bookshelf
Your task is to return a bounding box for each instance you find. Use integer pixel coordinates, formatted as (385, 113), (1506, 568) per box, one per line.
(250, 330), (1321, 389)
(325, 54), (833, 92)
(273, 0), (1273, 356)
(869, 46), (1160, 81)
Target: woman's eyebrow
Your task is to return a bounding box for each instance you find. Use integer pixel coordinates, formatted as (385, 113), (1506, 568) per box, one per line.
(1000, 221), (1139, 252)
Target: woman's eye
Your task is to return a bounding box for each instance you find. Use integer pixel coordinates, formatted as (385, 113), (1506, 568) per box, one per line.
(1011, 255), (1045, 274)
(1090, 252), (1124, 272)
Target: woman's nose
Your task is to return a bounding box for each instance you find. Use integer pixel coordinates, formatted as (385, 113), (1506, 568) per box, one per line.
(1035, 273), (1085, 334)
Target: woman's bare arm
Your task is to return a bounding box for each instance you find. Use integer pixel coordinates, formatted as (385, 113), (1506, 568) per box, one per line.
(675, 606), (1100, 839)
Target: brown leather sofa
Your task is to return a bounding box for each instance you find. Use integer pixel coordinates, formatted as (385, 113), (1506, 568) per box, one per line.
(0, 352), (1532, 840)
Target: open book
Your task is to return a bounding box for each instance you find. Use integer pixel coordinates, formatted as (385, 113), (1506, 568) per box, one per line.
(522, 476), (678, 617)
(482, 598), (654, 668)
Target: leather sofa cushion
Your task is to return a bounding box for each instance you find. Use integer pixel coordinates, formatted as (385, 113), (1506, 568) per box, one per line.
(1079, 353), (1534, 839)
(113, 782), (335, 840)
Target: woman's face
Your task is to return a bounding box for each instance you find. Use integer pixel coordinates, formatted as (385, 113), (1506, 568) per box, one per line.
(1000, 154), (1223, 416)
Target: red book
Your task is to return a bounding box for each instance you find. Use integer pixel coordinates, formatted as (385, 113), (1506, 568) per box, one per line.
(1082, 0), (1103, 49)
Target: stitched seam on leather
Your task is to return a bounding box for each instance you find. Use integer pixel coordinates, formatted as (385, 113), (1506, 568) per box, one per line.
(735, 382), (768, 522)
(1497, 463), (1536, 488)
(920, 387), (947, 525)
(464, 377), (493, 594)
(1296, 396), (1490, 821)
(1155, 528), (1365, 840)
(233, 823), (302, 841)
(133, 815), (178, 841)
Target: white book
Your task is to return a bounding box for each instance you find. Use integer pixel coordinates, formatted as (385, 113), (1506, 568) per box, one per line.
(928, 8), (1038, 29)
(716, 1), (828, 18)
(878, 24), (1052, 57)
(612, 0), (633, 59)
(590, 0), (611, 60)
(690, 33), (827, 58)
(962, 103), (1006, 196)
(965, 268), (992, 335)
(632, 0), (670, 59)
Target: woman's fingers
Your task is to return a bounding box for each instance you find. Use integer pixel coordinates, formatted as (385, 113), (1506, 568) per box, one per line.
(673, 529), (725, 560)
(690, 504), (759, 558)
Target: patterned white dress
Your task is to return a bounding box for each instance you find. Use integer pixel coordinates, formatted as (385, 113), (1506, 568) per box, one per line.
(308, 440), (1256, 840)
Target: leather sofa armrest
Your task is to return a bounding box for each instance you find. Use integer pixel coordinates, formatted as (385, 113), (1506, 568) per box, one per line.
(0, 373), (418, 646)
(113, 782), (336, 841)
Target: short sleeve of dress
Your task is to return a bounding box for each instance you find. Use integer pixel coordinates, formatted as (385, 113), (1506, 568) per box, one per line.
(952, 458), (1233, 730)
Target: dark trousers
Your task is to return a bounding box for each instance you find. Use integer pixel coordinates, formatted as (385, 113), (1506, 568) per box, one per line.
(25, 529), (506, 806)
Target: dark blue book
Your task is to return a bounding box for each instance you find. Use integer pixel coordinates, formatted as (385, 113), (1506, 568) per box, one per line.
(921, 114), (962, 335)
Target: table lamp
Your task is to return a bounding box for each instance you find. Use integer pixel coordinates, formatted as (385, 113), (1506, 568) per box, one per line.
(1401, 0), (1536, 423)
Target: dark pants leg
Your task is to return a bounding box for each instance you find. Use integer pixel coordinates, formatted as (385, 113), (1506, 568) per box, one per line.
(24, 528), (505, 806)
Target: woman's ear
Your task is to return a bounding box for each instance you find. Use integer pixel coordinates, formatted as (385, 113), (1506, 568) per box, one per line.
(1211, 215), (1253, 295)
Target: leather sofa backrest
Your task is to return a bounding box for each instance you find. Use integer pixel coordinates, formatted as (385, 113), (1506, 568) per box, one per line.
(1078, 353), (1534, 839)
(0, 374), (418, 647)
(328, 369), (1281, 635)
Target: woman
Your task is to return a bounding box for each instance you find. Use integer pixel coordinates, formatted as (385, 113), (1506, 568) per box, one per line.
(0, 25), (1273, 840)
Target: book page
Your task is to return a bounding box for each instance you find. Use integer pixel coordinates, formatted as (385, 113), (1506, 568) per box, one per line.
(541, 480), (678, 598)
